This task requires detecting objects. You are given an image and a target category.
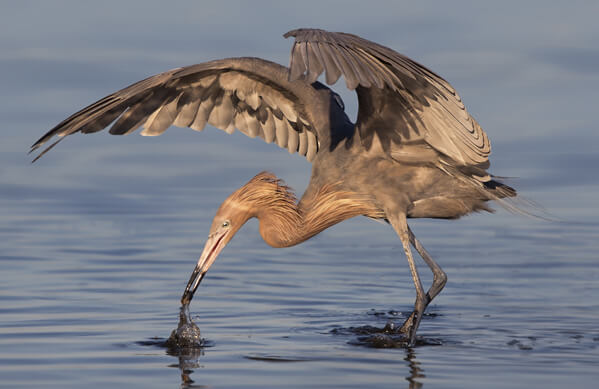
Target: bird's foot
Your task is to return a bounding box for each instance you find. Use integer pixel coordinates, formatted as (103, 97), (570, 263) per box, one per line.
(399, 310), (422, 346)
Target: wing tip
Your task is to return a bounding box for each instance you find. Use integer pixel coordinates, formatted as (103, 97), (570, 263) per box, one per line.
(283, 28), (321, 39)
(283, 30), (296, 39)
(29, 137), (64, 163)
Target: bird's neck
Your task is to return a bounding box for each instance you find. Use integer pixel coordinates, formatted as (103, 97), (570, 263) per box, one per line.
(257, 184), (383, 248)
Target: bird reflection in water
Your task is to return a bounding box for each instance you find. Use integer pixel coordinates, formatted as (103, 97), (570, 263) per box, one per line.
(405, 349), (425, 389)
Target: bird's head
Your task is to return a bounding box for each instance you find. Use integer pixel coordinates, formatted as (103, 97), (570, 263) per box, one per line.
(180, 192), (251, 305)
(180, 172), (295, 305)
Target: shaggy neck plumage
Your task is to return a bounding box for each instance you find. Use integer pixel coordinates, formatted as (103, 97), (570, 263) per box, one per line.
(258, 191), (372, 248)
(230, 172), (383, 248)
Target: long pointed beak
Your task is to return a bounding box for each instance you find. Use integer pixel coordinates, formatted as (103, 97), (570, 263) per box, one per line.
(181, 231), (228, 305)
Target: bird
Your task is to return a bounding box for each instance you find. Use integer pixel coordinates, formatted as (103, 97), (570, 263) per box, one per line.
(31, 28), (516, 346)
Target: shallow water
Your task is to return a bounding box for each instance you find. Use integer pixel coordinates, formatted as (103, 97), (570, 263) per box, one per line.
(2, 2), (599, 388)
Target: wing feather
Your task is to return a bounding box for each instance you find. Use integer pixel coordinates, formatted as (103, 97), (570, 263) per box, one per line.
(285, 28), (491, 165)
(262, 111), (276, 143)
(274, 116), (289, 148)
(32, 58), (324, 162)
(141, 92), (183, 136)
(298, 130), (308, 155)
(306, 131), (318, 161)
(172, 89), (202, 127)
(189, 98), (214, 132)
(287, 125), (299, 153)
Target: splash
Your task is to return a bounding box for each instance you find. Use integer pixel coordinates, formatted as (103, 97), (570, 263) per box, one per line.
(331, 311), (443, 348)
(165, 303), (204, 349)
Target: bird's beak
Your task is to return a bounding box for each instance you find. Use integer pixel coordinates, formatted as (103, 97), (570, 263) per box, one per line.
(181, 230), (228, 305)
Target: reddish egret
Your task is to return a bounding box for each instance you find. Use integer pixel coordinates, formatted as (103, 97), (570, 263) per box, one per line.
(31, 29), (515, 346)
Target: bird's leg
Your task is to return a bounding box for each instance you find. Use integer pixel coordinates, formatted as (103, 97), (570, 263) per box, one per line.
(408, 227), (447, 302)
(389, 213), (428, 346)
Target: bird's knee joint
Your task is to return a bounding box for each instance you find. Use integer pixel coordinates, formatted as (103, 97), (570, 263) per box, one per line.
(436, 270), (448, 287)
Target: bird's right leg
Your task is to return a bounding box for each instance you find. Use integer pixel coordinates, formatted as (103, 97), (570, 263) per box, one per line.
(388, 213), (428, 347)
(408, 227), (447, 302)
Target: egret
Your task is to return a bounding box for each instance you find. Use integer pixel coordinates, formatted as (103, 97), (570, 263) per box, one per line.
(32, 29), (516, 346)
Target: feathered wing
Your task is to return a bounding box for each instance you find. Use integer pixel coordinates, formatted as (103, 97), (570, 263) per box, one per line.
(31, 57), (322, 162)
(284, 28), (491, 167)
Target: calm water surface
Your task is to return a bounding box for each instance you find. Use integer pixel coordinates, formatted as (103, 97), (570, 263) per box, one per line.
(2, 2), (599, 388)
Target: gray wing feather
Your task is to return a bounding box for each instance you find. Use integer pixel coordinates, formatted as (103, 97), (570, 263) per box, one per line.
(297, 131), (308, 156)
(245, 114), (262, 138)
(274, 116), (289, 148)
(207, 92), (235, 131)
(79, 106), (125, 134)
(190, 98), (213, 132)
(172, 90), (202, 127)
(306, 132), (318, 161)
(262, 112), (276, 143)
(287, 126), (299, 153)
(141, 92), (182, 136)
(284, 28), (490, 166)
(32, 58), (321, 162)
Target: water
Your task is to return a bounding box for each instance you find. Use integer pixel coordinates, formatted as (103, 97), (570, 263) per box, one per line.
(2, 1), (599, 388)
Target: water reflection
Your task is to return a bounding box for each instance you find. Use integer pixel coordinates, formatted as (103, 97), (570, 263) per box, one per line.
(166, 305), (206, 387)
(156, 306), (430, 388)
(405, 350), (425, 389)
(174, 347), (204, 389)
(138, 305), (208, 387)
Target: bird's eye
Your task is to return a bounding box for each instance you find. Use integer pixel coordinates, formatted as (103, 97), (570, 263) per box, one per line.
(221, 220), (230, 228)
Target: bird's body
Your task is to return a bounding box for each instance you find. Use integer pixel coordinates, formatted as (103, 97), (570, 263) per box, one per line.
(32, 29), (515, 346)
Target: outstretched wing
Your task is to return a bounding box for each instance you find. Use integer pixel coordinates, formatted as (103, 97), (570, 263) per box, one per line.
(284, 28), (491, 166)
(31, 57), (321, 162)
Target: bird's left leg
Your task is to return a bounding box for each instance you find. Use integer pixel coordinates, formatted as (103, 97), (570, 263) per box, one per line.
(388, 212), (428, 346)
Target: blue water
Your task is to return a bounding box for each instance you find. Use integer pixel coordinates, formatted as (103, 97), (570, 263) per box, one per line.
(2, 2), (599, 388)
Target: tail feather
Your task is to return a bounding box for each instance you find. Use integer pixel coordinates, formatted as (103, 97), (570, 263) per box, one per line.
(484, 179), (517, 199)
(438, 159), (549, 219)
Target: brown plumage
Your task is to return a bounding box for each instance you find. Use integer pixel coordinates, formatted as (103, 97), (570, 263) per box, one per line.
(223, 172), (384, 248)
(31, 28), (517, 346)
